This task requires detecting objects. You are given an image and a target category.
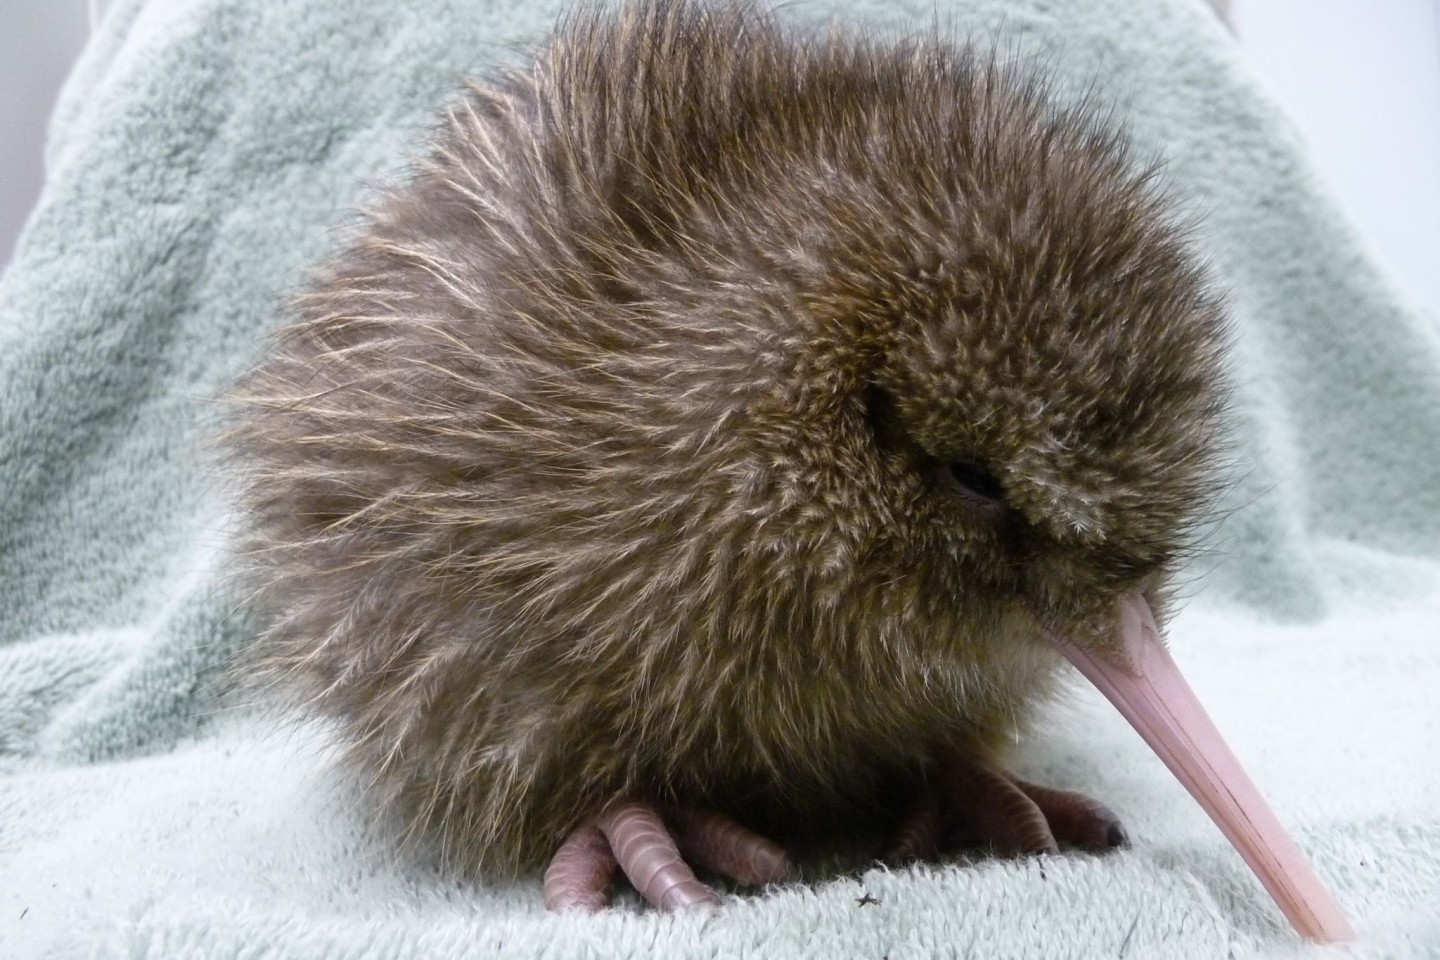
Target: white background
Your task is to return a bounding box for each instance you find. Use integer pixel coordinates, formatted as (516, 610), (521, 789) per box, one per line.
(2, 0), (1438, 319)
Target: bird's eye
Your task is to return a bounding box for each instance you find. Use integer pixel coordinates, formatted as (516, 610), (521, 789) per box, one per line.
(946, 459), (1006, 505)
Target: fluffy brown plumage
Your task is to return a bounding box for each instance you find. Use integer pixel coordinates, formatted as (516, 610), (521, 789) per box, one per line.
(226, 0), (1229, 884)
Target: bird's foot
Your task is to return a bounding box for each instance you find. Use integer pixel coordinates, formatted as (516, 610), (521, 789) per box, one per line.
(888, 756), (1127, 862)
(544, 801), (793, 911)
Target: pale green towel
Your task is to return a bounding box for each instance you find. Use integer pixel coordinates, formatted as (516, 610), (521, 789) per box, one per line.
(2, 0), (1437, 956)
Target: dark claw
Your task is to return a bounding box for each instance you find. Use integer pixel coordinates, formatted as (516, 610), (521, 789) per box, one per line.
(1015, 778), (1128, 854)
(885, 760), (1129, 863)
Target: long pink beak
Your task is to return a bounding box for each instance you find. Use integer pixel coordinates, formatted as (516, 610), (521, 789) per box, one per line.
(1051, 592), (1355, 943)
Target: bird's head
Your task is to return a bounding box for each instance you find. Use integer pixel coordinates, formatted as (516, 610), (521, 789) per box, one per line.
(853, 187), (1230, 654)
(734, 46), (1347, 940)
(763, 75), (1229, 658)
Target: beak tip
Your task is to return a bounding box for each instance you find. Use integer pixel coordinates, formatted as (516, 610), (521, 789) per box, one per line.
(1051, 591), (1356, 945)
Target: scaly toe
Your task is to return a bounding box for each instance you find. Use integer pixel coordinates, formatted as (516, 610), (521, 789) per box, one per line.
(669, 807), (794, 887)
(544, 819), (618, 911)
(600, 801), (722, 909)
(1014, 779), (1128, 853)
(946, 760), (1059, 857)
(885, 790), (945, 864)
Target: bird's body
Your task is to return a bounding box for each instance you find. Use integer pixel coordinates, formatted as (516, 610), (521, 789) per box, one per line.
(230, 0), (1238, 905)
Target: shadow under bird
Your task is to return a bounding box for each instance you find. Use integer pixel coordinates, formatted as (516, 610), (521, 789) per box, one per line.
(225, 0), (1353, 942)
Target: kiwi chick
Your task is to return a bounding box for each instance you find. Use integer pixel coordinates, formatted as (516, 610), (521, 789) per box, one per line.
(226, 0), (1233, 912)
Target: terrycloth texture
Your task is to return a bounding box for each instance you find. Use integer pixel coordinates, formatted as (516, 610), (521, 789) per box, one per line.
(2, 0), (1437, 956)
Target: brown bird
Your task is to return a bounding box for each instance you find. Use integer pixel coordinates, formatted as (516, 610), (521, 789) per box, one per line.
(225, 0), (1351, 940)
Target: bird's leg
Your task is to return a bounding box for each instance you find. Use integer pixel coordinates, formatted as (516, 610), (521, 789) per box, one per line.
(668, 807), (794, 887)
(886, 756), (1127, 863)
(945, 758), (1062, 856)
(1012, 778), (1128, 852)
(542, 819), (617, 911)
(543, 800), (792, 911)
(888, 790), (946, 863)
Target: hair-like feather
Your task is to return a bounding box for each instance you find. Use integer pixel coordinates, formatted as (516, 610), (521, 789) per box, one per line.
(225, 0), (1229, 877)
